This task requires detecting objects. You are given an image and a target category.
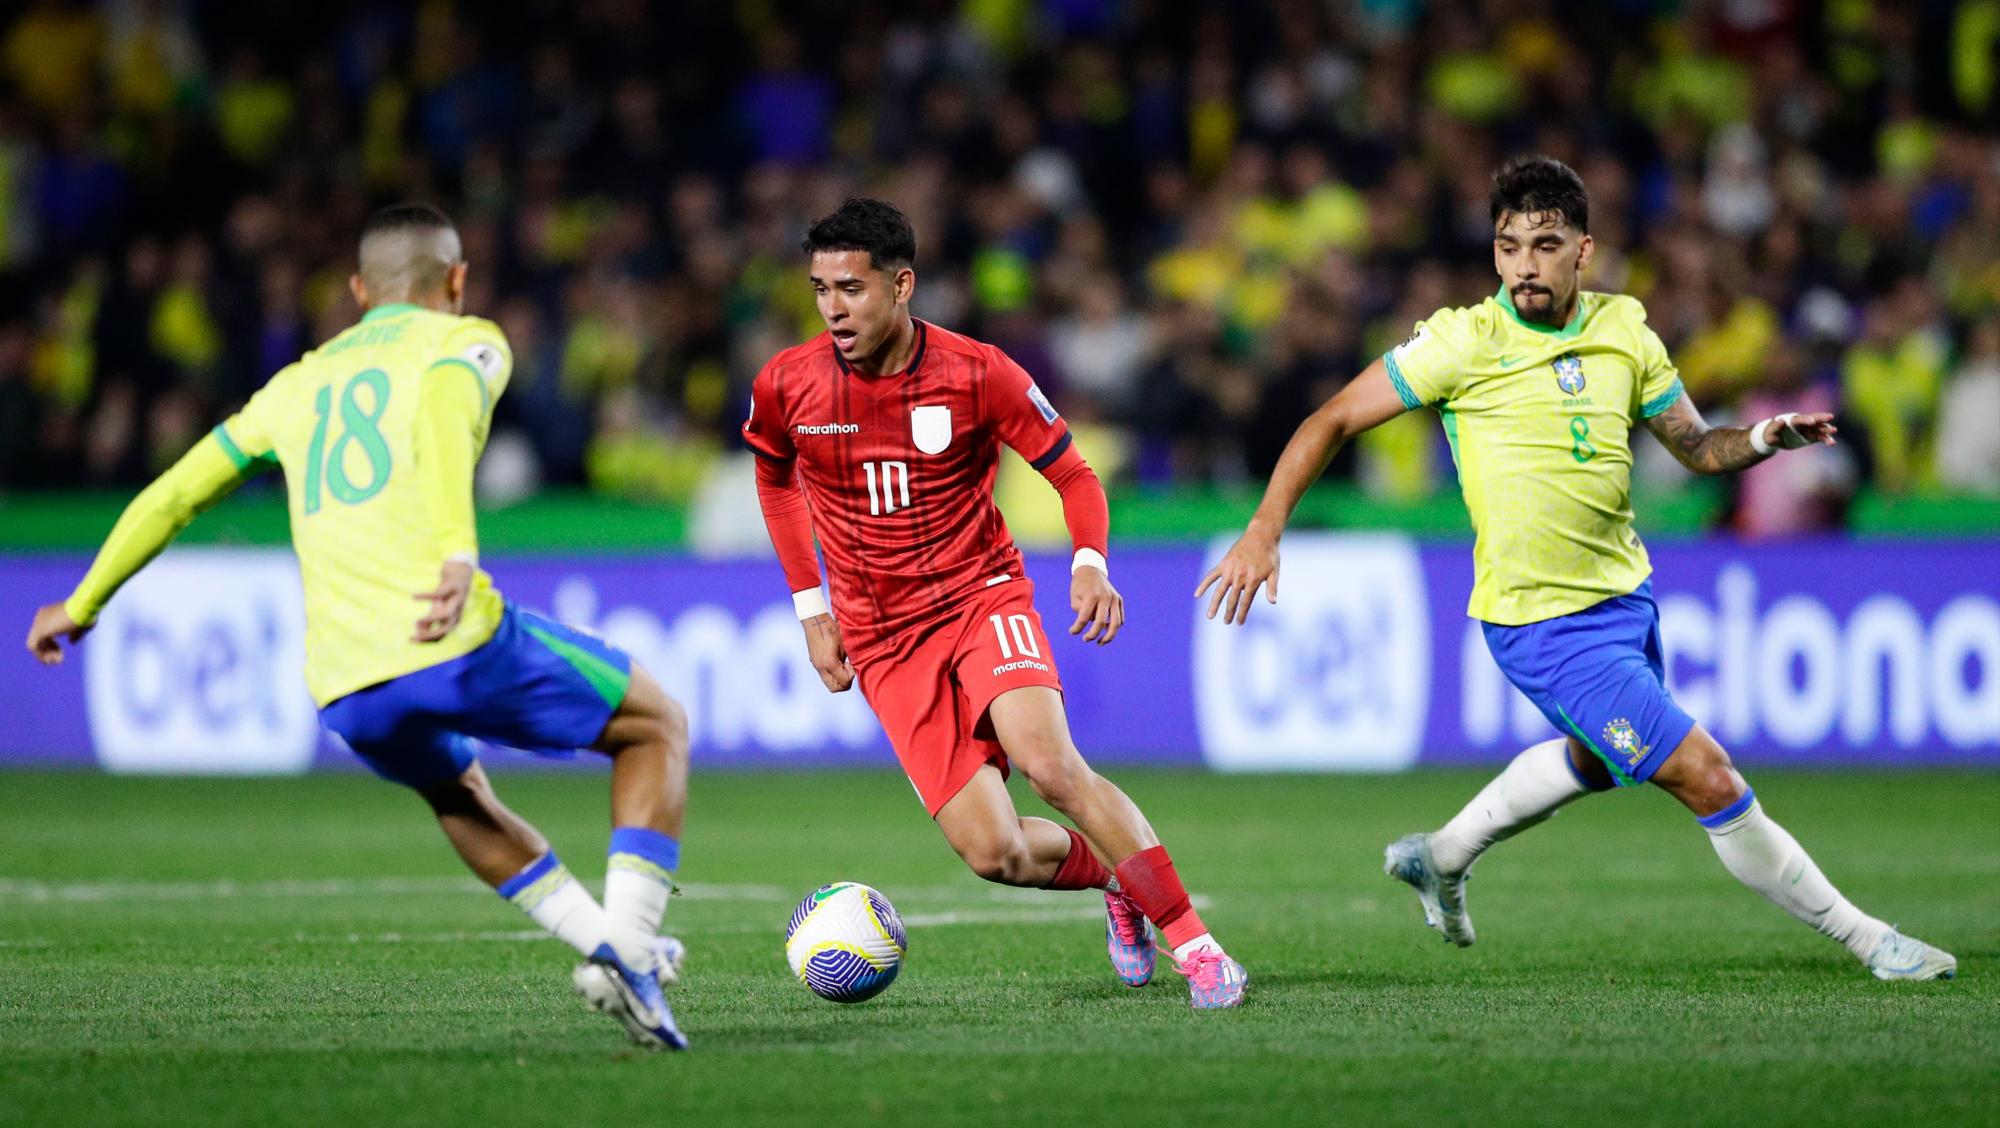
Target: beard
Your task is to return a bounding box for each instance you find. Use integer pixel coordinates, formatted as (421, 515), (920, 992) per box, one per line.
(1510, 284), (1566, 326)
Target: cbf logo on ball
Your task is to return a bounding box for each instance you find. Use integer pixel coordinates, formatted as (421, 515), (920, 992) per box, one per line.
(1553, 352), (1586, 395)
(1192, 534), (1430, 771)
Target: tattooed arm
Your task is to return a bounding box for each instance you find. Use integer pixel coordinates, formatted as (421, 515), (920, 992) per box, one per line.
(1643, 395), (1839, 476)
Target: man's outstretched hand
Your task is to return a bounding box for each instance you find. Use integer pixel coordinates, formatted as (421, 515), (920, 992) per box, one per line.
(1762, 412), (1838, 450)
(25, 603), (90, 665)
(1196, 528), (1281, 625)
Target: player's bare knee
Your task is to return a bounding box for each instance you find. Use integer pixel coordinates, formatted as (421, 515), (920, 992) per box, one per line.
(1667, 769), (1744, 819)
(1658, 734), (1747, 815)
(963, 841), (1033, 885)
(1693, 764), (1747, 814)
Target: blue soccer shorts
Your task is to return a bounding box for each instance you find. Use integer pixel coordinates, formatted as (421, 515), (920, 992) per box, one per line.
(319, 602), (634, 790)
(1481, 580), (1697, 787)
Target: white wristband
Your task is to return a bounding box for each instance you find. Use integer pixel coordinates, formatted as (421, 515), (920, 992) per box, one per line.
(792, 587), (830, 621)
(1749, 413), (1798, 456)
(446, 551), (478, 567)
(1071, 548), (1108, 576)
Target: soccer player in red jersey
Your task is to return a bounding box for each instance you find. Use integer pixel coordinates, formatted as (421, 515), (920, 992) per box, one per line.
(745, 199), (1246, 1008)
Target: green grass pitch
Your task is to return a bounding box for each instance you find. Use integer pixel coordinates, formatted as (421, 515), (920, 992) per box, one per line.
(2, 768), (1995, 1127)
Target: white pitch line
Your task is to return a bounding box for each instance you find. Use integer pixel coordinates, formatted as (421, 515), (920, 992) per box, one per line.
(0, 877), (793, 905)
(297, 907), (1117, 942)
(292, 929), (555, 945)
(899, 907), (1103, 928)
(0, 876), (1206, 910)
(0, 903), (1123, 952)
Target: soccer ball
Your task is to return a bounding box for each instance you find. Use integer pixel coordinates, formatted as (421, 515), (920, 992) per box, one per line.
(784, 882), (908, 1003)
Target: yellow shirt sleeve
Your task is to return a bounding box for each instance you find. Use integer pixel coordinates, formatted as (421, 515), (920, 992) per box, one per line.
(432, 318), (513, 420)
(415, 357), (486, 562)
(214, 364), (291, 465)
(1383, 306), (1473, 409)
(415, 317), (512, 562)
(1635, 323), (1685, 419)
(63, 431), (264, 625)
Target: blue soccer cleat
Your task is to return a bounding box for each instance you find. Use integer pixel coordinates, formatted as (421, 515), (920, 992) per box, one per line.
(573, 942), (689, 1050)
(1104, 890), (1156, 987)
(1174, 945), (1248, 1010)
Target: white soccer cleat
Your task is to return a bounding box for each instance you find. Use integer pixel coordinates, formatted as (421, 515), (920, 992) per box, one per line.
(1384, 833), (1476, 948)
(1866, 930), (1957, 981)
(652, 935), (687, 987)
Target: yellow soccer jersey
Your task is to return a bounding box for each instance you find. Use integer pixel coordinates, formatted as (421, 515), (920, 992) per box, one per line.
(1383, 287), (1684, 626)
(215, 303), (512, 703)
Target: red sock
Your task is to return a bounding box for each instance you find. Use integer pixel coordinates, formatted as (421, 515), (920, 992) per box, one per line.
(1114, 845), (1209, 951)
(1046, 827), (1112, 890)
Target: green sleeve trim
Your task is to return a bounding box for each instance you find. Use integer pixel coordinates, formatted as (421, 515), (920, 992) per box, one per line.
(1382, 352), (1424, 411)
(428, 357), (491, 416)
(1640, 378), (1685, 419)
(522, 622), (632, 710)
(209, 425), (277, 477)
(1556, 704), (1636, 787)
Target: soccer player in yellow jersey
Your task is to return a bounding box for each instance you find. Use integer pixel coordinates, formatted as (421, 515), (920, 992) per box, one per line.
(1199, 157), (1955, 981)
(24, 205), (697, 1045)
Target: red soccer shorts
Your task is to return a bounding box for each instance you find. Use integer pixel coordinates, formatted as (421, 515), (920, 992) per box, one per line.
(853, 578), (1065, 816)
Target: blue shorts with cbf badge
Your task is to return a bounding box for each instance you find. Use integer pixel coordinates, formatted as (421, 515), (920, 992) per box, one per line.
(1482, 580), (1697, 787)
(319, 603), (633, 790)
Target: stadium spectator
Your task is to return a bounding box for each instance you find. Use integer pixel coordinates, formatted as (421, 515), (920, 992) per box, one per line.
(1731, 341), (1857, 539)
(1936, 316), (2000, 495)
(1843, 278), (1951, 494)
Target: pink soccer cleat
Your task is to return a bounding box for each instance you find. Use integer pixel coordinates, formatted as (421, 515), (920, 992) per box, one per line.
(1175, 946), (1248, 1010)
(1104, 890), (1156, 986)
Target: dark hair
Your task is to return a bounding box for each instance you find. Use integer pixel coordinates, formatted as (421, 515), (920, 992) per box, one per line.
(1489, 156), (1589, 233)
(362, 202), (457, 239)
(801, 197), (917, 271)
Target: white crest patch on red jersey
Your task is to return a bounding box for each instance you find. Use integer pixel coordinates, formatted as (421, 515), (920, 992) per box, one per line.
(1026, 383), (1059, 424)
(911, 405), (952, 454)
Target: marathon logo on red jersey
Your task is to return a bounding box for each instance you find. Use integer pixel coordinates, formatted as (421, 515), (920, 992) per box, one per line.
(795, 422), (860, 435)
(993, 658), (1052, 676)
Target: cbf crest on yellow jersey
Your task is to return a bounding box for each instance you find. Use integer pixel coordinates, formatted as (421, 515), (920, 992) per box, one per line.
(1382, 288), (1684, 626)
(216, 303), (513, 704)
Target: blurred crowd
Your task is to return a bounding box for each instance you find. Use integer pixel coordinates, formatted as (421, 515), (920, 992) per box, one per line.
(1, 0), (1998, 538)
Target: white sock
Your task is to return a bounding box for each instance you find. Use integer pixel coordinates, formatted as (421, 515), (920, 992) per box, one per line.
(498, 853), (608, 957)
(604, 828), (678, 969)
(1171, 932), (1218, 963)
(1430, 738), (1594, 875)
(603, 870), (672, 967)
(1701, 793), (1891, 962)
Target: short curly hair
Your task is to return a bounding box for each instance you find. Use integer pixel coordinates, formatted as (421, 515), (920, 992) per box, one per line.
(801, 197), (917, 271)
(1490, 155), (1589, 233)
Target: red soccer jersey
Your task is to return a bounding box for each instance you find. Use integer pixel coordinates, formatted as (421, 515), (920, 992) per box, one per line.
(743, 320), (1075, 658)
